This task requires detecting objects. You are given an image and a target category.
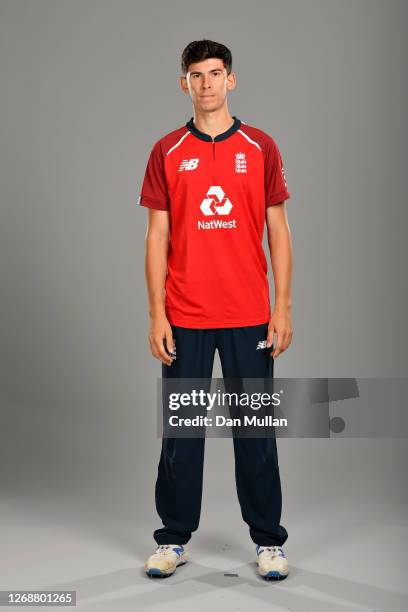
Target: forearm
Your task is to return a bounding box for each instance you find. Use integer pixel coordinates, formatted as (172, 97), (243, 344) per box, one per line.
(145, 233), (169, 318)
(267, 225), (293, 310)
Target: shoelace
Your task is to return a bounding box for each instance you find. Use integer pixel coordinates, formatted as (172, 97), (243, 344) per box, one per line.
(155, 544), (183, 556)
(156, 545), (173, 555)
(258, 546), (285, 558)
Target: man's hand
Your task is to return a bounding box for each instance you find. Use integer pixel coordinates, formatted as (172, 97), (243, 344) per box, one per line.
(266, 306), (293, 359)
(148, 314), (175, 366)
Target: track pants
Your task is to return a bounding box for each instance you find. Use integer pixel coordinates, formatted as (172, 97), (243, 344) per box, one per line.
(153, 322), (288, 547)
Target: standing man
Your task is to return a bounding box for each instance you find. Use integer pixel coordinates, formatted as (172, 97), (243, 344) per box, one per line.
(138, 39), (293, 580)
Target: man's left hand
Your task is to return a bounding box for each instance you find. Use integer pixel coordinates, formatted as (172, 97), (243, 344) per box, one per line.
(266, 306), (293, 359)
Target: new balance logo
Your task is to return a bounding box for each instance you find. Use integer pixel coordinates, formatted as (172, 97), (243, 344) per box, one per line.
(178, 158), (199, 171)
(256, 340), (268, 350)
(235, 151), (247, 173)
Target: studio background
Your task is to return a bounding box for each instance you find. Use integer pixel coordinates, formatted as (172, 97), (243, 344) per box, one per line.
(1, 1), (407, 610)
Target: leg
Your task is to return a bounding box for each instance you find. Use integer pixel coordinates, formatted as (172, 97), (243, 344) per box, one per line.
(153, 326), (216, 545)
(217, 323), (288, 547)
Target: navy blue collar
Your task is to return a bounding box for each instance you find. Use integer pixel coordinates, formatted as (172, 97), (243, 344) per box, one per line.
(186, 115), (241, 142)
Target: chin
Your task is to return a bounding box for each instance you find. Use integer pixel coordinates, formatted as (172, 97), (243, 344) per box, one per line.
(200, 101), (218, 110)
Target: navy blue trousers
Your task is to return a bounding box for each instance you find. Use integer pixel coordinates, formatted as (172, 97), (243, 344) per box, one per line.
(153, 322), (288, 547)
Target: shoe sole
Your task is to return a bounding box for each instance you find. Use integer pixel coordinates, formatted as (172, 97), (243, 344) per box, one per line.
(145, 559), (187, 578)
(259, 569), (289, 580)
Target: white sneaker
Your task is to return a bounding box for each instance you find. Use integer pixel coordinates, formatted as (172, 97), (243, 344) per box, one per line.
(145, 544), (188, 578)
(256, 545), (289, 580)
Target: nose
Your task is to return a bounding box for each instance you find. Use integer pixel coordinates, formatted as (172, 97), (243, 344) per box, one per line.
(202, 74), (211, 89)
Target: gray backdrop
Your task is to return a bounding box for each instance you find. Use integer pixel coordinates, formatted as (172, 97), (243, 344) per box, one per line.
(1, 1), (407, 610)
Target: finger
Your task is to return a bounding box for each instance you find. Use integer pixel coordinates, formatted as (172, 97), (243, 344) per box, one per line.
(266, 326), (275, 348)
(272, 330), (292, 357)
(282, 330), (293, 351)
(278, 331), (289, 353)
(165, 328), (174, 356)
(149, 339), (165, 363)
(148, 336), (158, 358)
(154, 337), (173, 365)
(271, 331), (284, 358)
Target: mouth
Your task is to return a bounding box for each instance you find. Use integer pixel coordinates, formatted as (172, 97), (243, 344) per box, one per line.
(201, 95), (215, 99)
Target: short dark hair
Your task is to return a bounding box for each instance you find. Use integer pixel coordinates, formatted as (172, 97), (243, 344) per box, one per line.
(181, 39), (232, 75)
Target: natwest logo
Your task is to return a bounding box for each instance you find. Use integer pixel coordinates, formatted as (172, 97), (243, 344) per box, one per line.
(198, 185), (237, 230)
(200, 185), (233, 216)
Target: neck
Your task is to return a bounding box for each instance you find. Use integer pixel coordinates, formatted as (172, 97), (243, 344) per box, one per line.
(192, 106), (234, 139)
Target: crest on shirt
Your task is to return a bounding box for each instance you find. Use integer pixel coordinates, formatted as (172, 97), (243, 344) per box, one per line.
(235, 152), (247, 173)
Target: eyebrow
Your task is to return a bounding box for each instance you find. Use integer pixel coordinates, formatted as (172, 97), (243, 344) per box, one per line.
(188, 68), (224, 75)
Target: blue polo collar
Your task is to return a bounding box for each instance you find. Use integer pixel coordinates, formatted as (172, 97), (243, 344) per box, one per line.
(186, 115), (241, 142)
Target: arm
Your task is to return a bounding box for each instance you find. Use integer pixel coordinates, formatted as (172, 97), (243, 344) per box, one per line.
(144, 208), (174, 365)
(265, 202), (293, 358)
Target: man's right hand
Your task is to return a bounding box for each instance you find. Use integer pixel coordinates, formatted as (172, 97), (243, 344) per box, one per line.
(148, 314), (175, 366)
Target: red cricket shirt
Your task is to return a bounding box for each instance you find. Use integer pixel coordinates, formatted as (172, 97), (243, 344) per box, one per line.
(138, 116), (291, 329)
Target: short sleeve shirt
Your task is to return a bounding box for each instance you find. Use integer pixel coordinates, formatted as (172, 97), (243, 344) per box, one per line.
(138, 116), (291, 328)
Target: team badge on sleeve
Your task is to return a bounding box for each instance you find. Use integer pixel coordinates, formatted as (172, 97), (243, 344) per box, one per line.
(281, 164), (288, 187)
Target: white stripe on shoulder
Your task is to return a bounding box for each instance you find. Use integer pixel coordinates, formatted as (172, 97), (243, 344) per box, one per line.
(166, 131), (191, 156)
(237, 129), (261, 151)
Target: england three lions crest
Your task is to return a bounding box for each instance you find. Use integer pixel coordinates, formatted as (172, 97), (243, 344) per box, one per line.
(235, 152), (247, 173)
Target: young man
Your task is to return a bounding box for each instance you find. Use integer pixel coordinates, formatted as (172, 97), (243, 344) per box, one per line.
(138, 40), (293, 580)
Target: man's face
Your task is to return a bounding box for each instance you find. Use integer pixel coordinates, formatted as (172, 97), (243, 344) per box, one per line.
(180, 58), (236, 112)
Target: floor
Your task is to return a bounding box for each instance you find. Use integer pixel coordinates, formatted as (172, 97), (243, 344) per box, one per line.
(1, 439), (407, 612)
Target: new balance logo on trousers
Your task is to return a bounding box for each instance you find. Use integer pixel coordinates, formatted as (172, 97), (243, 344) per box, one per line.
(256, 339), (268, 350)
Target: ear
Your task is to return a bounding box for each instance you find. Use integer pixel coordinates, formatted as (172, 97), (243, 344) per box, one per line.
(179, 75), (189, 95)
(226, 71), (237, 91)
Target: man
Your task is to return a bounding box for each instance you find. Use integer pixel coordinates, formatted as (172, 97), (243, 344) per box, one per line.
(138, 39), (293, 580)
